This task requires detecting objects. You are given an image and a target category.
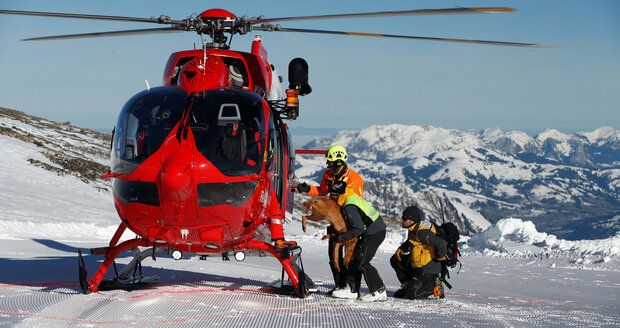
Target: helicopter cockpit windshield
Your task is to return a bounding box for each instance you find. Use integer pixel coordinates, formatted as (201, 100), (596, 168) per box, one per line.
(112, 86), (188, 174)
(189, 89), (265, 176)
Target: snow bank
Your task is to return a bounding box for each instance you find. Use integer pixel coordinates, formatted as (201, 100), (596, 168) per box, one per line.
(466, 218), (620, 268)
(0, 220), (136, 241)
(290, 214), (620, 268)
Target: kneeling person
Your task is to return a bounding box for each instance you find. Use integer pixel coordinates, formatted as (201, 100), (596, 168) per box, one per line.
(391, 205), (447, 299)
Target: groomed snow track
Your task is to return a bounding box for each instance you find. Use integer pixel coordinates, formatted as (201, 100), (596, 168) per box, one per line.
(0, 240), (618, 327)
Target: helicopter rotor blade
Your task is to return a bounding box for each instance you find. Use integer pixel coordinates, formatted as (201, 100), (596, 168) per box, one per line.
(249, 7), (514, 24)
(0, 9), (184, 25)
(22, 28), (183, 41)
(254, 26), (550, 48)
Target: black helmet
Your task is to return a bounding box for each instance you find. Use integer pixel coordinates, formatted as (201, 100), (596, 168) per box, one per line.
(402, 205), (425, 222)
(329, 180), (347, 195)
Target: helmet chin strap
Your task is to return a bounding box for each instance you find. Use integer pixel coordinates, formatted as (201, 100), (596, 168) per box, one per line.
(331, 161), (347, 178)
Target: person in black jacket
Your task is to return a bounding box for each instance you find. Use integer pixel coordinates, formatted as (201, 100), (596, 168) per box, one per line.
(391, 205), (448, 299)
(328, 180), (388, 302)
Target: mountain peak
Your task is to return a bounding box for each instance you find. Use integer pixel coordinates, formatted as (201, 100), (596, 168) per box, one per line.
(579, 126), (618, 143)
(536, 129), (570, 142)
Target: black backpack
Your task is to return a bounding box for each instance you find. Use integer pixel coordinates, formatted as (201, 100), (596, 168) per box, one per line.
(435, 222), (461, 268)
(432, 221), (462, 293)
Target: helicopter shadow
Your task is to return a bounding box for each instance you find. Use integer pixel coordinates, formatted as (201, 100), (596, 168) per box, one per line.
(0, 238), (283, 295)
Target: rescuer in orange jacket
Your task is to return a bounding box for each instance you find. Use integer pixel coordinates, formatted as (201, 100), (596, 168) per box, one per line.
(296, 145), (364, 198)
(296, 144), (365, 293)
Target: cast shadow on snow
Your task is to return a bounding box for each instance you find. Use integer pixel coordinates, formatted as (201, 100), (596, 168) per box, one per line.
(32, 238), (81, 253)
(0, 238), (287, 295)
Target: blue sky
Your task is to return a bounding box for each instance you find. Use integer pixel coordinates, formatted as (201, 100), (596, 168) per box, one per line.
(0, 0), (618, 135)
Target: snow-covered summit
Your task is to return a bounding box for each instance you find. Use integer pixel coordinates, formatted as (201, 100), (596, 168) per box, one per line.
(536, 128), (571, 143)
(481, 128), (536, 150)
(579, 126), (619, 144)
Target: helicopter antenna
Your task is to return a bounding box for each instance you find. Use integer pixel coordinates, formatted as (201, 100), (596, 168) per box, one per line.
(202, 43), (207, 68)
(144, 79), (150, 90)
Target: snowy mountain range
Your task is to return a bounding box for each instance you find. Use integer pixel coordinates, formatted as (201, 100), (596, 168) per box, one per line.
(297, 124), (620, 239)
(1, 107), (618, 240)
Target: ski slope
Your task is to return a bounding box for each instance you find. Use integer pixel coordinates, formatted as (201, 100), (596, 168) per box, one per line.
(1, 134), (619, 327)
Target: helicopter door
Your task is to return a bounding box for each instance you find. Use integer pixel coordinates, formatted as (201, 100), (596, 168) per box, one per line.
(268, 115), (291, 210)
(266, 116), (282, 201)
(275, 119), (294, 214)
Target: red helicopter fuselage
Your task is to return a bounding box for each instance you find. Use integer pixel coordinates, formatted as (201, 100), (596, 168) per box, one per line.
(109, 36), (293, 255)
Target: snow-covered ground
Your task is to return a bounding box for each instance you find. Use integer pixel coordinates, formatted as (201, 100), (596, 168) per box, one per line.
(1, 237), (619, 327)
(1, 135), (619, 327)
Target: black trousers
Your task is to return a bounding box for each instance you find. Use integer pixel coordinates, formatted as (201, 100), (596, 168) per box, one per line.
(345, 229), (386, 293)
(390, 254), (437, 299)
(390, 253), (416, 284)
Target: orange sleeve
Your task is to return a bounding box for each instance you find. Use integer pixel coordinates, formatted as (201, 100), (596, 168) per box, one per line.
(308, 185), (320, 195)
(348, 169), (365, 198)
(308, 171), (330, 196)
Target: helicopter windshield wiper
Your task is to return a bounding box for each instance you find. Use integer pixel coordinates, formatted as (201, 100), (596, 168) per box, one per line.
(177, 96), (196, 142)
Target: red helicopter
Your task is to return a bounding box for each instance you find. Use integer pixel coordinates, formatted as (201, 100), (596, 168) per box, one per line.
(0, 6), (543, 297)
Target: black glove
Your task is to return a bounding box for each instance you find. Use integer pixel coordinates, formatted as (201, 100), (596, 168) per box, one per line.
(297, 182), (311, 193)
(398, 241), (412, 255)
(435, 253), (452, 263)
(395, 241), (411, 262)
(326, 226), (340, 239)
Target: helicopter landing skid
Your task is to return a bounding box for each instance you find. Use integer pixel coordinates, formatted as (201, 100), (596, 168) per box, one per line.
(100, 246), (161, 291)
(235, 240), (310, 298)
(98, 275), (159, 291)
(78, 223), (152, 293)
(79, 246), (159, 292)
(78, 223), (308, 297)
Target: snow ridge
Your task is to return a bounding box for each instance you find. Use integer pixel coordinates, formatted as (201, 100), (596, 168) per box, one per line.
(466, 218), (620, 268)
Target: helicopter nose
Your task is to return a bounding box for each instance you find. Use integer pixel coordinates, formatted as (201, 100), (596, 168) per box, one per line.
(160, 151), (192, 191)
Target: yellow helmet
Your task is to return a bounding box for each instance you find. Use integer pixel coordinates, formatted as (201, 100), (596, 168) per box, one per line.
(326, 145), (348, 162)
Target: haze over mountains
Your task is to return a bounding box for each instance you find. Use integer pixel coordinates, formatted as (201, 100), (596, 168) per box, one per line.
(1, 107), (618, 240)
